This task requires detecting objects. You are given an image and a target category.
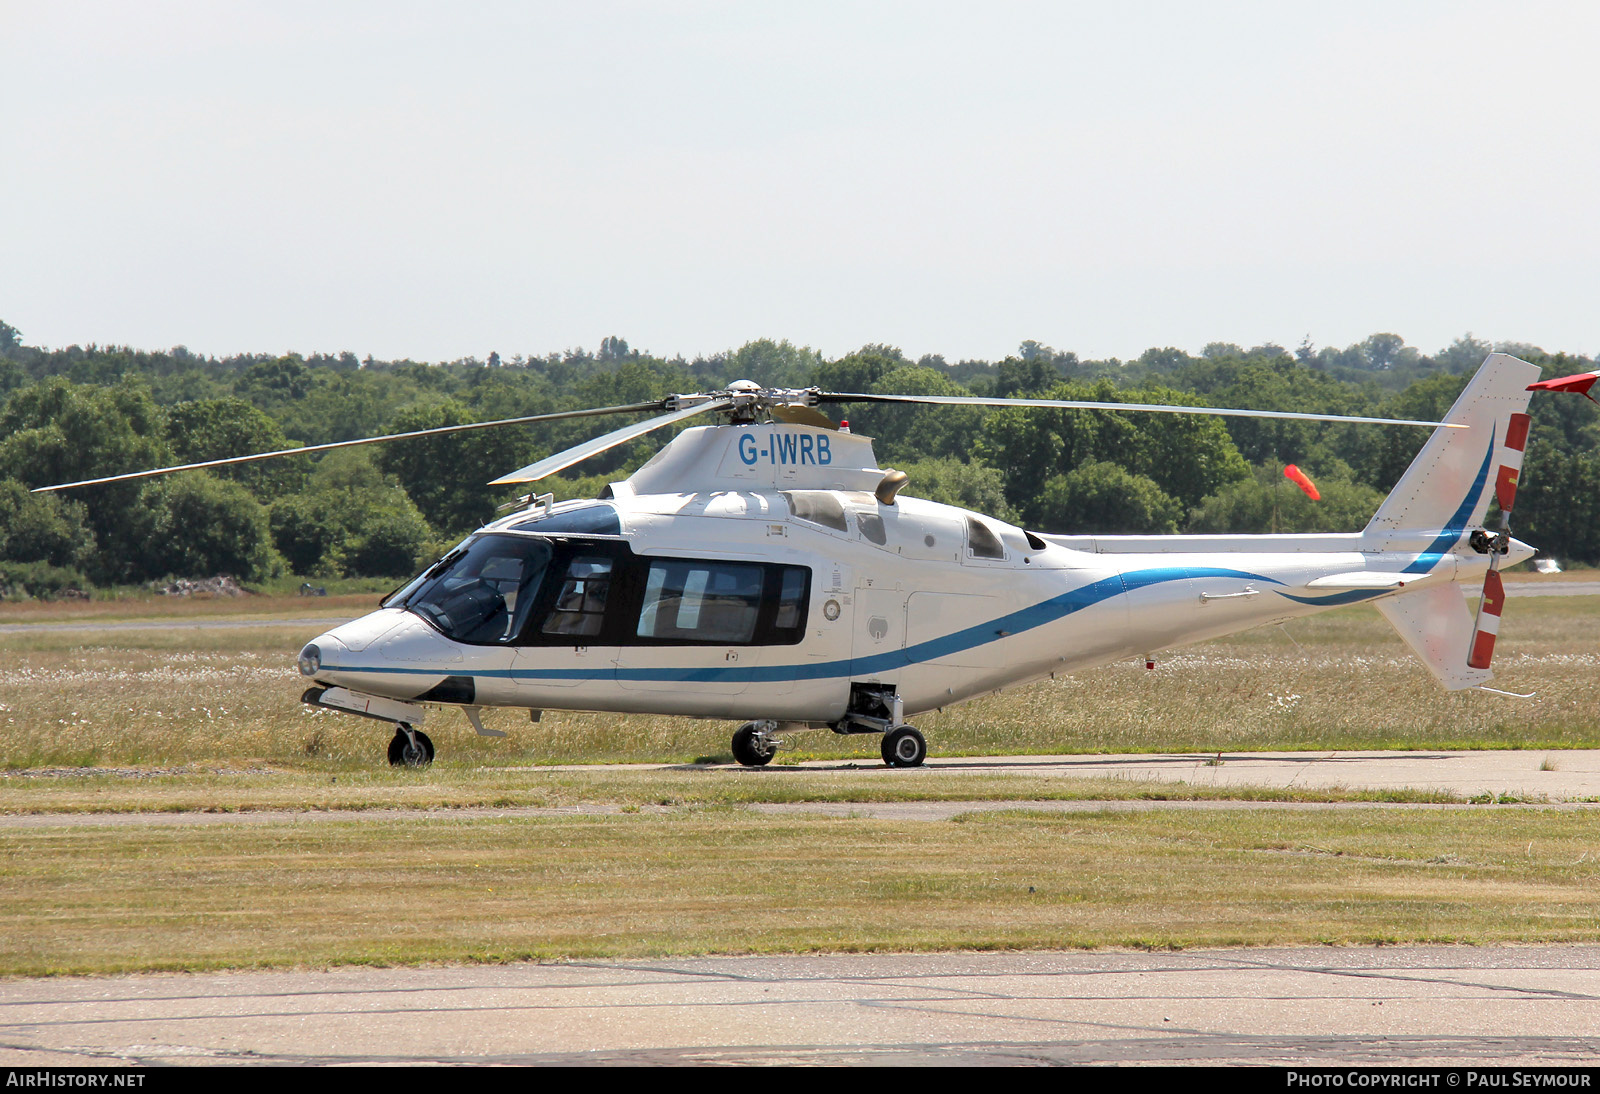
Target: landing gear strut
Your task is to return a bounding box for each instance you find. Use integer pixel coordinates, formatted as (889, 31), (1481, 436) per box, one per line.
(833, 685), (930, 768)
(387, 724), (435, 767)
(880, 725), (926, 768)
(731, 721), (779, 767)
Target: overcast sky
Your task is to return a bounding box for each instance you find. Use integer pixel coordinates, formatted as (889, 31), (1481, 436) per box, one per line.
(3, 1), (1596, 365)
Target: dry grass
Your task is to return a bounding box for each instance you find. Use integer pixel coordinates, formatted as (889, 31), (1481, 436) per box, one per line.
(3, 808), (1599, 976)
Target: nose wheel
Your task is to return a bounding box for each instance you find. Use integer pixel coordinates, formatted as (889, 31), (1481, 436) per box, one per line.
(387, 725), (435, 767)
(881, 725), (926, 768)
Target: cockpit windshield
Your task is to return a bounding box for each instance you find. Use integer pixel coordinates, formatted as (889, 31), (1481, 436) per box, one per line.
(399, 534), (553, 644)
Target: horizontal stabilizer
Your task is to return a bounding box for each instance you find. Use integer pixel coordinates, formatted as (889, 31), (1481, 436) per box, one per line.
(1527, 369), (1600, 400)
(1374, 585), (1491, 691)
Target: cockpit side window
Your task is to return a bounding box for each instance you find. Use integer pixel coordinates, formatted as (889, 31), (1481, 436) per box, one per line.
(403, 535), (554, 644)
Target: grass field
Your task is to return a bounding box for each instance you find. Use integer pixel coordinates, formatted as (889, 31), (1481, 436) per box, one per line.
(0, 589), (1596, 975)
(3, 809), (1599, 976)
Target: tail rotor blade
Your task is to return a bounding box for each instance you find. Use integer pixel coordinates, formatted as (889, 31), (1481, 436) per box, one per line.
(1527, 369), (1600, 401)
(1468, 568), (1506, 670)
(1495, 412), (1531, 513)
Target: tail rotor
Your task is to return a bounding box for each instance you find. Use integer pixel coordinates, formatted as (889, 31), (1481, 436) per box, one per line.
(1467, 411), (1530, 670)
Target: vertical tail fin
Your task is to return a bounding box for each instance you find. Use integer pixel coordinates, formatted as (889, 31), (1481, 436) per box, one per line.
(1365, 353), (1542, 540)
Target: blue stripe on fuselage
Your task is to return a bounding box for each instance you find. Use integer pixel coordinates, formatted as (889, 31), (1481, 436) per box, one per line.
(1274, 588), (1389, 607)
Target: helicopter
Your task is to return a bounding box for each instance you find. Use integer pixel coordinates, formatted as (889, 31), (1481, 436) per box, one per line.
(39, 352), (1581, 768)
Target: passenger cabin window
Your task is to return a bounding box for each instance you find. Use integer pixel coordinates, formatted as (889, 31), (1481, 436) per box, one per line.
(774, 568), (807, 630)
(542, 556), (613, 638)
(966, 516), (1006, 560)
(637, 561), (763, 643)
(635, 559), (810, 646)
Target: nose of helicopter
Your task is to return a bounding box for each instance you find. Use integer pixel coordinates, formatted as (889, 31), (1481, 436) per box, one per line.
(297, 609), (472, 707)
(297, 637), (329, 677)
(298, 630), (353, 686)
(297, 608), (414, 687)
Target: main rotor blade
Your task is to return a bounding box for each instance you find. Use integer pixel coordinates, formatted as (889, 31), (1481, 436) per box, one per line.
(489, 398), (733, 485)
(31, 401), (669, 493)
(818, 392), (1464, 429)
(768, 404), (839, 431)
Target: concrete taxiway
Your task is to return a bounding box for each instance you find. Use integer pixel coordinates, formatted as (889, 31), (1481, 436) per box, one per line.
(804, 747), (1600, 802)
(3, 948), (1599, 1066)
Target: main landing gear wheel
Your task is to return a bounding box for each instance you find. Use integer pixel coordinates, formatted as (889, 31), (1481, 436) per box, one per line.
(731, 722), (777, 767)
(387, 726), (434, 768)
(881, 725), (926, 768)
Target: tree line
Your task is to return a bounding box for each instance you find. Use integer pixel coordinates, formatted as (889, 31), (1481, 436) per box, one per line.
(0, 320), (1595, 596)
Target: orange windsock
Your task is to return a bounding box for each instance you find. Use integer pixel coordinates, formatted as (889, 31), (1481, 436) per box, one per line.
(1283, 464), (1320, 500)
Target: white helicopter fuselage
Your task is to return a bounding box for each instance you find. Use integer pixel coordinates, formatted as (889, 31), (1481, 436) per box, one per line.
(301, 356), (1536, 744)
(304, 496), (1517, 725)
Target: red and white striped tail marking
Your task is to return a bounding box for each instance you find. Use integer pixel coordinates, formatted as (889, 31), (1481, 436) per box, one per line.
(1468, 569), (1506, 670)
